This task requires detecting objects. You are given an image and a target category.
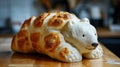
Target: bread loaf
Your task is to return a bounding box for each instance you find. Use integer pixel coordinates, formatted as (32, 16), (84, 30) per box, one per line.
(11, 11), (103, 62)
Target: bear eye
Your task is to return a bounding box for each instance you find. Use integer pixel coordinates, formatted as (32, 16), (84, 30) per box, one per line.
(82, 34), (85, 37)
(95, 33), (97, 35)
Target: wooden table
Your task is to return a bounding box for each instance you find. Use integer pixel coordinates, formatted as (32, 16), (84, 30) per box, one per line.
(0, 37), (120, 67)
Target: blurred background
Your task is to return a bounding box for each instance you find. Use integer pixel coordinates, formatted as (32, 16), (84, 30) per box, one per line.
(0, 0), (120, 57)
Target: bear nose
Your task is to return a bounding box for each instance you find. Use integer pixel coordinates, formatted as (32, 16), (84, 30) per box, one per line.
(92, 43), (98, 47)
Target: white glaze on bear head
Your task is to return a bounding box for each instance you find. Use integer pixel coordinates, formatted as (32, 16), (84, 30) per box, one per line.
(61, 18), (98, 53)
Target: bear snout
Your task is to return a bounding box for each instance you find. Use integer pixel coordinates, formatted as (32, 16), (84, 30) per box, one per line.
(92, 43), (98, 48)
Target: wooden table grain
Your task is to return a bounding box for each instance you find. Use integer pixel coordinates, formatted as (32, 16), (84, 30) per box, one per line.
(0, 37), (120, 67)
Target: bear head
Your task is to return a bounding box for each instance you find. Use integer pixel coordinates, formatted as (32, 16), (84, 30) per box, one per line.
(61, 18), (98, 53)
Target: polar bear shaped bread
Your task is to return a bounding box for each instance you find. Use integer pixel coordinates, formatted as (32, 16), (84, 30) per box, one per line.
(11, 11), (103, 62)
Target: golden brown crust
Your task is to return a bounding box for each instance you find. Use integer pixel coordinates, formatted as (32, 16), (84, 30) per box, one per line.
(11, 35), (18, 51)
(17, 38), (26, 51)
(57, 12), (69, 20)
(47, 16), (63, 27)
(17, 30), (31, 53)
(32, 42), (41, 52)
(30, 32), (40, 42)
(44, 32), (60, 52)
(33, 13), (49, 28)
(59, 48), (69, 60)
(47, 12), (69, 27)
(30, 32), (41, 52)
(17, 30), (28, 39)
(17, 30), (28, 52)
(21, 17), (33, 29)
(12, 29), (35, 53)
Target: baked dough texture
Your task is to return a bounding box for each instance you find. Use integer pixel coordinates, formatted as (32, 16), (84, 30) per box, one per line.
(11, 11), (103, 62)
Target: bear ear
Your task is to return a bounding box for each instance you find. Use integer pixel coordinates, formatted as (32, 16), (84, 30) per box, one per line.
(80, 18), (90, 24)
(65, 21), (74, 27)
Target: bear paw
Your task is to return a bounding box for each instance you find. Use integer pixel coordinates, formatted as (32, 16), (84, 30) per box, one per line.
(58, 45), (82, 62)
(67, 47), (82, 62)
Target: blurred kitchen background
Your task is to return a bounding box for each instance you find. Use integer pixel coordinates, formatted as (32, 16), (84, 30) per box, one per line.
(0, 0), (120, 57)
